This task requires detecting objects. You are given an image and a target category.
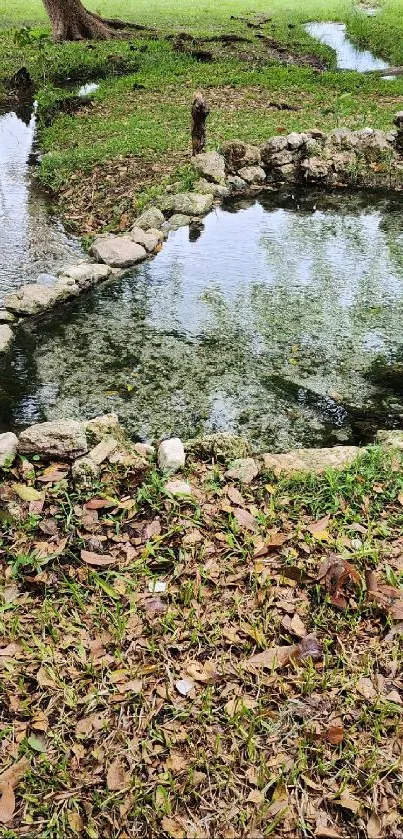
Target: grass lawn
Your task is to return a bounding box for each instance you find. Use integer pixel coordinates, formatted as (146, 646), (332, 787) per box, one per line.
(1, 3), (403, 836)
(1, 0), (403, 231)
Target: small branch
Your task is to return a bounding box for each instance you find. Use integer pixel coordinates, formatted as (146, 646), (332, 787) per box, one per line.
(191, 91), (210, 156)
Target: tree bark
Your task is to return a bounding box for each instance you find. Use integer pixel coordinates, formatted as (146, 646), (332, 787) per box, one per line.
(191, 92), (210, 156)
(42, 0), (149, 41)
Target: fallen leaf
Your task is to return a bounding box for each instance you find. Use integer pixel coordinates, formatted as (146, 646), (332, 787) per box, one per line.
(314, 726), (344, 745)
(367, 812), (382, 838)
(13, 484), (44, 502)
(107, 759), (128, 791)
(148, 580), (167, 594)
(336, 789), (361, 814)
(80, 550), (115, 567)
(290, 613), (307, 638)
(27, 734), (47, 753)
(308, 515), (330, 539)
(0, 785), (15, 824)
(245, 633), (322, 671)
(233, 507), (257, 531)
(36, 666), (57, 689)
(165, 752), (187, 773)
(85, 498), (115, 510)
(161, 816), (186, 839)
(357, 677), (377, 701)
(227, 485), (245, 506)
(0, 643), (20, 658)
(67, 811), (84, 833)
(247, 789), (265, 805)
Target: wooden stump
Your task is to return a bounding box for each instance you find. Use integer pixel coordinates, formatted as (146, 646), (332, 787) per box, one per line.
(191, 92), (210, 156)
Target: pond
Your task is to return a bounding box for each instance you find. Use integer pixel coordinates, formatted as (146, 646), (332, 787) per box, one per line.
(304, 21), (393, 76)
(1, 189), (403, 452)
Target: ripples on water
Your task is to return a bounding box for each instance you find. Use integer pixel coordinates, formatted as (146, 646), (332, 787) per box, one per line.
(1, 190), (403, 451)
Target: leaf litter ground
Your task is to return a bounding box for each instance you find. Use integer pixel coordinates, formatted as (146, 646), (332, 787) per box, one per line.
(0, 445), (403, 837)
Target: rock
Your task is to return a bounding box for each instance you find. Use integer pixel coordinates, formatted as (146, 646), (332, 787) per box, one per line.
(186, 432), (251, 463)
(0, 325), (14, 353)
(89, 437), (119, 465)
(0, 310), (15, 324)
(0, 432), (18, 468)
(277, 163), (298, 180)
(237, 165), (266, 184)
(60, 263), (111, 288)
(129, 227), (160, 252)
(192, 151), (226, 183)
(108, 448), (146, 468)
(165, 479), (192, 496)
(133, 207), (165, 230)
(261, 136), (288, 164)
(146, 227), (166, 242)
(91, 236), (147, 268)
(85, 414), (122, 446)
(220, 141), (261, 172)
(287, 132), (307, 150)
(19, 420), (88, 460)
(269, 150), (294, 167)
(331, 151), (357, 173)
(301, 157), (330, 180)
(158, 438), (186, 474)
(134, 442), (155, 457)
(304, 138), (323, 156)
(225, 457), (260, 484)
(394, 112), (403, 129)
(162, 214), (191, 233)
(5, 279), (78, 317)
(377, 430), (403, 449)
(72, 456), (100, 487)
(194, 178), (230, 198)
(227, 175), (247, 191)
(159, 193), (214, 216)
(262, 446), (360, 476)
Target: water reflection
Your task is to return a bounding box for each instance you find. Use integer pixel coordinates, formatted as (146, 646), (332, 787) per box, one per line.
(0, 107), (82, 298)
(304, 21), (393, 76)
(1, 190), (403, 450)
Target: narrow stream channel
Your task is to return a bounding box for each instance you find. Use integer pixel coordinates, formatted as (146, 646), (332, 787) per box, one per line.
(304, 21), (394, 77)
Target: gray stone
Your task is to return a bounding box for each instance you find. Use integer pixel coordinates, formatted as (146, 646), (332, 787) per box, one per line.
(277, 163), (298, 180)
(269, 150), (294, 167)
(331, 151), (357, 173)
(377, 430), (403, 449)
(72, 456), (100, 488)
(6, 279), (78, 317)
(237, 165), (266, 184)
(134, 442), (155, 457)
(129, 227), (160, 252)
(227, 175), (248, 191)
(85, 414), (123, 446)
(262, 446), (360, 476)
(91, 236), (147, 268)
(162, 214), (191, 233)
(0, 310), (15, 324)
(186, 432), (251, 463)
(0, 325), (14, 353)
(0, 432), (18, 468)
(225, 457), (260, 484)
(134, 207), (165, 230)
(19, 420), (88, 460)
(261, 136), (288, 164)
(220, 140), (261, 172)
(304, 138), (322, 156)
(159, 193), (214, 216)
(146, 227), (165, 242)
(192, 151), (226, 184)
(287, 132), (308, 150)
(89, 437), (119, 465)
(60, 263), (111, 288)
(301, 157), (330, 180)
(194, 179), (230, 198)
(158, 438), (186, 474)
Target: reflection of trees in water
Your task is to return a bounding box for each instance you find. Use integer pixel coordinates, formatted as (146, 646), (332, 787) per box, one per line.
(2, 189), (403, 448)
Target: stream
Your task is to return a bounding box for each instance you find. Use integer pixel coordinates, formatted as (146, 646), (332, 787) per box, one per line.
(304, 21), (394, 77)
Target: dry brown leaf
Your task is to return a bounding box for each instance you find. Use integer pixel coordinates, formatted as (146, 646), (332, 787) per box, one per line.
(0, 643), (20, 658)
(314, 725), (344, 745)
(247, 788), (265, 805)
(161, 816), (186, 838)
(336, 789), (361, 814)
(85, 498), (115, 510)
(0, 785), (15, 824)
(233, 507), (257, 531)
(80, 550), (116, 567)
(367, 812), (382, 838)
(106, 759), (128, 791)
(357, 677), (377, 701)
(165, 752), (187, 773)
(290, 613), (307, 638)
(227, 485), (245, 506)
(36, 666), (57, 689)
(308, 515), (330, 539)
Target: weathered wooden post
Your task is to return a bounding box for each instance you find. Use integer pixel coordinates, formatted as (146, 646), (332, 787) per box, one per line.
(191, 91), (210, 156)
(394, 111), (403, 154)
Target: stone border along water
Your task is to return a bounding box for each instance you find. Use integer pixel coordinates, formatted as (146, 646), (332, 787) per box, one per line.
(0, 413), (402, 488)
(1, 112), (403, 357)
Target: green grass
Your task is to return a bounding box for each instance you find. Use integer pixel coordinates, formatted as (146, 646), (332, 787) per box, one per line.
(1, 0), (403, 229)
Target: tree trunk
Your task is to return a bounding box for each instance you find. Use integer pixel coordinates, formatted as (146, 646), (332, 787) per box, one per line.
(42, 0), (148, 41)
